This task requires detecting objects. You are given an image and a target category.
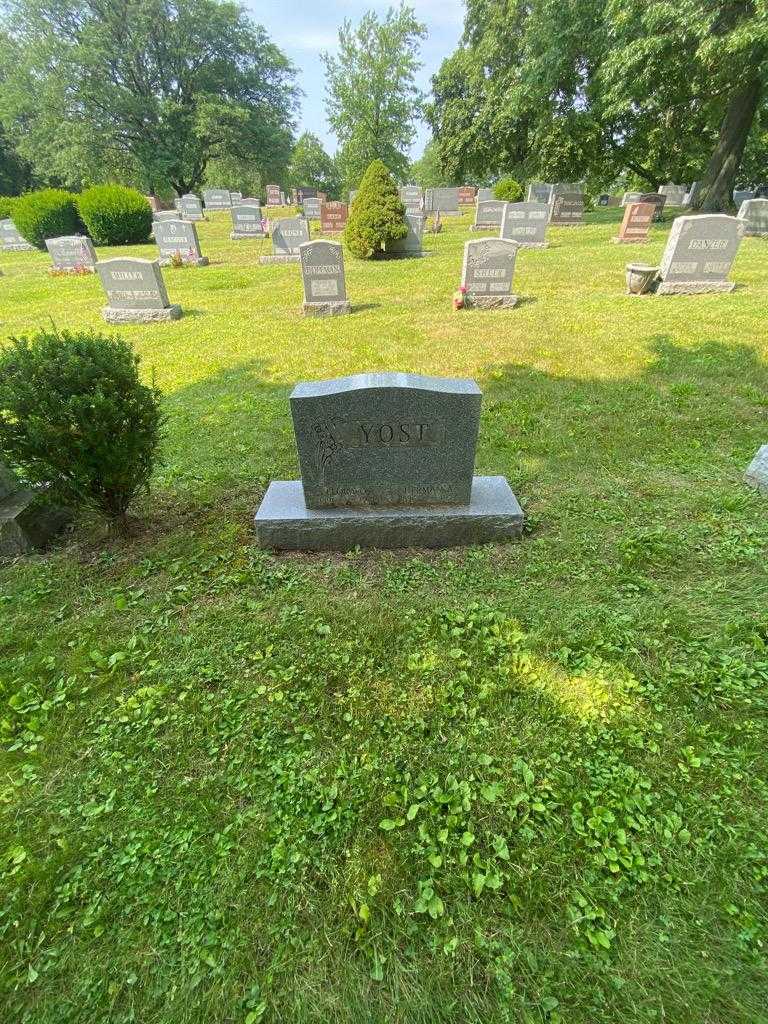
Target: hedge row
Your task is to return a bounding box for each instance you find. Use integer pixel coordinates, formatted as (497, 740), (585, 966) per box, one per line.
(0, 185), (152, 248)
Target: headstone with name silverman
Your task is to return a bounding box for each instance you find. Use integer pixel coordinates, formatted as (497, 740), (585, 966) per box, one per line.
(299, 239), (350, 316)
(461, 237), (519, 308)
(153, 219), (208, 265)
(656, 214), (743, 294)
(259, 216), (309, 264)
(45, 235), (97, 272)
(97, 257), (182, 322)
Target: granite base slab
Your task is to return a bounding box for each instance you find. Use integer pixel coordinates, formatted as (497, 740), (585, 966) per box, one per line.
(255, 475), (524, 551)
(517, 242), (548, 249)
(470, 225), (501, 232)
(102, 305), (182, 323)
(656, 281), (735, 294)
(302, 300), (351, 316)
(157, 257), (208, 267)
(466, 295), (518, 309)
(611, 237), (649, 244)
(230, 231), (267, 240)
(259, 254), (300, 264)
(1, 491), (71, 557)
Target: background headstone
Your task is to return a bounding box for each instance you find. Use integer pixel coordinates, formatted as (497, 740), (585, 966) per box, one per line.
(657, 214), (743, 294)
(0, 219), (35, 251)
(399, 186), (423, 214)
(658, 183), (688, 206)
(733, 189), (755, 207)
(549, 191), (584, 225)
(613, 201), (654, 243)
(472, 199), (507, 231)
(231, 202), (266, 239)
(266, 184), (282, 206)
(97, 257), (182, 322)
(320, 201), (348, 233)
(386, 213), (424, 257)
(527, 182), (553, 204)
(260, 216), (309, 263)
(299, 239), (350, 316)
(458, 186), (477, 204)
(46, 235), (97, 271)
(302, 197), (322, 219)
(745, 445), (768, 494)
(0, 460), (70, 557)
(179, 194), (204, 221)
(500, 201), (548, 247)
(431, 187), (460, 215)
(477, 187), (495, 202)
(202, 188), (232, 210)
(621, 191), (644, 206)
(737, 197), (768, 237)
(230, 191), (243, 205)
(638, 192), (667, 222)
(461, 237), (519, 308)
(154, 219), (208, 265)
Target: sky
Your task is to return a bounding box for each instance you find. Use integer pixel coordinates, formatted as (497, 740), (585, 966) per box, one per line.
(246, 0), (466, 159)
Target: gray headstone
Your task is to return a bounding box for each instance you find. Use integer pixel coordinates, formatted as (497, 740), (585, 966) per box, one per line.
(254, 373), (523, 549)
(745, 445), (768, 494)
(658, 183), (687, 206)
(477, 188), (495, 202)
(299, 239), (349, 315)
(0, 218), (35, 251)
(231, 202), (266, 238)
(202, 188), (231, 210)
(230, 191), (243, 204)
(154, 210), (178, 222)
(527, 182), (553, 204)
(657, 214), (744, 294)
(387, 213), (424, 256)
(153, 219), (207, 265)
(45, 235), (97, 271)
(549, 191), (584, 225)
(399, 185), (423, 214)
(96, 257), (181, 322)
(179, 195), (204, 220)
(303, 197), (322, 219)
(733, 190), (755, 207)
(683, 181), (701, 207)
(272, 217), (310, 255)
(0, 460), (70, 557)
(500, 201), (548, 247)
(461, 237), (519, 308)
(472, 200), (507, 230)
(621, 192), (644, 206)
(431, 187), (460, 215)
(737, 198), (768, 237)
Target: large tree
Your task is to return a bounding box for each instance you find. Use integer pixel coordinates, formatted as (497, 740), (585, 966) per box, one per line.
(321, 4), (426, 189)
(0, 0), (299, 194)
(287, 132), (340, 197)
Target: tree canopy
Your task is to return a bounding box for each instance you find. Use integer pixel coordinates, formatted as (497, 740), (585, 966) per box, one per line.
(287, 133), (340, 198)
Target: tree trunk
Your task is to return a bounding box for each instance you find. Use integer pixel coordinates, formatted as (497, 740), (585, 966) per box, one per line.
(695, 71), (764, 212)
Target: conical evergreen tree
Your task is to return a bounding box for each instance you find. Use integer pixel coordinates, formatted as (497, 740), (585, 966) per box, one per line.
(343, 160), (408, 258)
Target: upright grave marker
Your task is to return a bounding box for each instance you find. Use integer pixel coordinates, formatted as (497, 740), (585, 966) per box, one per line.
(638, 192), (667, 222)
(45, 235), (97, 272)
(179, 194), (205, 221)
(399, 186), (423, 214)
(549, 191), (584, 225)
(458, 186), (477, 205)
(202, 188), (231, 210)
(431, 187), (460, 216)
(656, 214), (743, 294)
(266, 184), (282, 206)
(320, 201), (348, 233)
(477, 188), (495, 202)
(733, 190), (755, 207)
(259, 216), (309, 264)
(527, 182), (553, 204)
(621, 191), (644, 206)
(303, 197), (322, 219)
(97, 257), (182, 322)
(472, 199), (507, 231)
(254, 372), (524, 550)
(658, 183), (687, 206)
(613, 201), (655, 243)
(299, 239), (350, 316)
(461, 237), (519, 309)
(0, 460), (70, 557)
(0, 219), (34, 251)
(737, 198), (768, 237)
(745, 446), (768, 495)
(387, 213), (424, 257)
(230, 191), (243, 205)
(154, 219), (208, 265)
(231, 202), (266, 239)
(500, 202), (548, 247)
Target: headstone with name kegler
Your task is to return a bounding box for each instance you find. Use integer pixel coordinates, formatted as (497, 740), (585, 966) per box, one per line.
(431, 187), (460, 216)
(0, 219), (35, 251)
(260, 216), (309, 264)
(231, 202), (266, 239)
(613, 202), (654, 244)
(254, 372), (524, 550)
(266, 184), (282, 206)
(500, 201), (548, 248)
(461, 237), (519, 309)
(97, 257), (182, 323)
(300, 239), (350, 316)
(458, 186), (477, 205)
(472, 199), (507, 231)
(737, 198), (768, 237)
(549, 191), (584, 225)
(320, 201), (348, 233)
(745, 445), (768, 495)
(387, 213), (424, 257)
(180, 194), (205, 221)
(154, 219), (208, 266)
(655, 214), (744, 294)
(46, 235), (97, 272)
(202, 188), (232, 210)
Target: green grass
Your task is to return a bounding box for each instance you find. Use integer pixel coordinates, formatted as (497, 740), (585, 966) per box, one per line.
(1, 207), (767, 1024)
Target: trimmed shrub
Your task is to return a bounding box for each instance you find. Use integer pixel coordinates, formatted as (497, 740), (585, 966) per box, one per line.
(0, 327), (164, 532)
(344, 160), (407, 259)
(10, 189), (81, 248)
(494, 177), (524, 202)
(77, 184), (152, 245)
(0, 196), (14, 219)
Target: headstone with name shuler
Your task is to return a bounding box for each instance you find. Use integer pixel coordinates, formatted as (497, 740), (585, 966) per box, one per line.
(613, 201), (654, 243)
(202, 188), (232, 210)
(179, 194), (205, 221)
(254, 372), (524, 550)
(737, 197), (768, 237)
(386, 213), (424, 257)
(231, 201), (266, 239)
(299, 239), (350, 316)
(745, 445), (768, 494)
(431, 187), (460, 215)
(458, 185), (477, 205)
(0, 219), (35, 251)
(266, 184), (282, 206)
(303, 197), (322, 219)
(0, 460), (71, 558)
(461, 237), (519, 309)
(472, 199), (507, 231)
(500, 201), (548, 248)
(46, 235), (97, 272)
(154, 218), (208, 265)
(655, 214), (744, 294)
(97, 257), (182, 322)
(549, 191), (584, 225)
(320, 201), (348, 233)
(259, 216), (309, 264)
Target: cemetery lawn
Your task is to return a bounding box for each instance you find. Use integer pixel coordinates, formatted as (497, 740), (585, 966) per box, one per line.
(2, 208), (768, 1024)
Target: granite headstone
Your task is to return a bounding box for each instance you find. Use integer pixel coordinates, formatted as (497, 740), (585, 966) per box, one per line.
(458, 186), (477, 205)
(46, 235), (97, 271)
(299, 239), (349, 316)
(0, 219), (35, 251)
(97, 257), (181, 322)
(472, 199), (507, 231)
(387, 213), (424, 257)
(0, 461), (70, 557)
(461, 237), (519, 309)
(656, 214), (743, 294)
(260, 216), (309, 263)
(153, 219), (208, 265)
(549, 191), (584, 225)
(266, 184), (282, 206)
(737, 198), (768, 237)
(303, 197), (322, 219)
(745, 445), (768, 494)
(431, 187), (460, 215)
(613, 202), (654, 243)
(179, 194), (205, 221)
(231, 202), (266, 239)
(320, 201), (348, 232)
(202, 188), (232, 210)
(500, 201), (548, 247)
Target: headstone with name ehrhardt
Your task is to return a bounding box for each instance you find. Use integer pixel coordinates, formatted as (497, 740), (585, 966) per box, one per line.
(500, 202), (548, 247)
(260, 216), (309, 264)
(299, 239), (350, 316)
(46, 235), (97, 272)
(656, 214), (743, 294)
(254, 372), (524, 550)
(461, 237), (519, 309)
(154, 219), (208, 265)
(97, 257), (182, 322)
(231, 202), (266, 239)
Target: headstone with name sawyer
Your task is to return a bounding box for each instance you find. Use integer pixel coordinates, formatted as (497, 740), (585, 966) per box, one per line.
(745, 445), (768, 494)
(658, 183), (687, 206)
(613, 202), (655, 243)
(97, 257), (182, 322)
(621, 191), (644, 206)
(259, 216), (309, 264)
(153, 219), (208, 266)
(549, 191), (584, 225)
(655, 214), (744, 294)
(0, 460), (71, 558)
(0, 219), (35, 251)
(737, 198), (768, 237)
(472, 199), (507, 231)
(202, 188), (231, 210)
(320, 201), (348, 233)
(386, 213), (424, 257)
(254, 372), (524, 550)
(179, 194), (205, 220)
(461, 237), (519, 309)
(527, 182), (553, 204)
(231, 202), (266, 239)
(266, 184), (282, 206)
(299, 239), (350, 316)
(431, 187), (460, 215)
(500, 201), (548, 248)
(45, 235), (97, 272)
(399, 186), (423, 214)
(458, 186), (477, 204)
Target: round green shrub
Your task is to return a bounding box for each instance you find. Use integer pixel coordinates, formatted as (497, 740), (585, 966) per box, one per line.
(10, 188), (82, 248)
(493, 177), (524, 202)
(77, 184), (152, 245)
(0, 327), (165, 532)
(344, 160), (407, 259)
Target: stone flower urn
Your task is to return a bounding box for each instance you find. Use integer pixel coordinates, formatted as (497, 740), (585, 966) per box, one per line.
(626, 263), (659, 295)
